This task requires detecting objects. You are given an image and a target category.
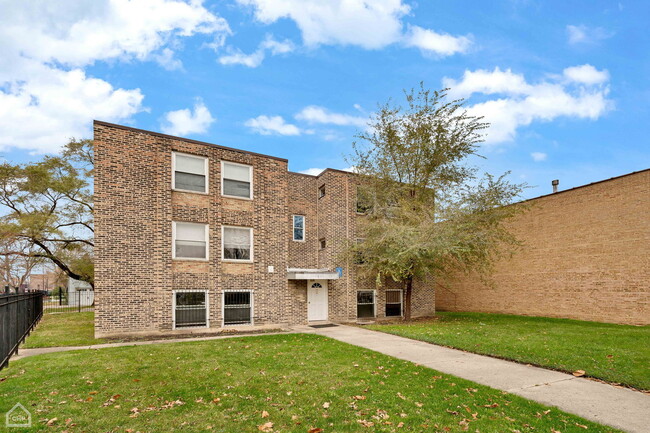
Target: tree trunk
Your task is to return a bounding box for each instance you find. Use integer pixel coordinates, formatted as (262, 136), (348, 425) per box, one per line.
(404, 277), (413, 321)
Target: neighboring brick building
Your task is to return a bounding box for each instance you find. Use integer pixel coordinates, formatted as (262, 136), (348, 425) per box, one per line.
(95, 121), (435, 338)
(436, 169), (650, 325)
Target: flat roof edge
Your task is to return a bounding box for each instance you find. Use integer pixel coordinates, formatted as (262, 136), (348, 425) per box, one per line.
(521, 168), (650, 204)
(93, 120), (289, 162)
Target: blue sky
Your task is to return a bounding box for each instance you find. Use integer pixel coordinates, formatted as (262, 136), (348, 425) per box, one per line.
(1, 0), (648, 198)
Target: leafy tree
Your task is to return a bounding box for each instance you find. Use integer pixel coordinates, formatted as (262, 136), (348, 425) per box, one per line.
(347, 85), (526, 319)
(0, 139), (94, 287)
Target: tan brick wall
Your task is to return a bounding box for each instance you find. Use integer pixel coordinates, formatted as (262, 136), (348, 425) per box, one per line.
(436, 170), (650, 325)
(95, 122), (291, 337)
(287, 172), (318, 268)
(95, 122), (437, 337)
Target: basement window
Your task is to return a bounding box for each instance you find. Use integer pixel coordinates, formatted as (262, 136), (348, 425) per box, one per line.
(173, 152), (208, 193)
(173, 222), (208, 260)
(385, 290), (403, 317)
(222, 161), (253, 199)
(223, 291), (253, 325)
(357, 291), (375, 318)
(173, 291), (208, 329)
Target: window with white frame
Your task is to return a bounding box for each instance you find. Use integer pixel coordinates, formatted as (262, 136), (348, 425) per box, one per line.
(173, 152), (207, 193)
(222, 161), (252, 199)
(222, 226), (253, 261)
(223, 291), (252, 325)
(293, 215), (305, 241)
(174, 291), (208, 328)
(173, 222), (208, 260)
(385, 290), (403, 317)
(357, 290), (375, 318)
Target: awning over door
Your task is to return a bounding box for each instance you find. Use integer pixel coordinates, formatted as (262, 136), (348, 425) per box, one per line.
(287, 268), (340, 280)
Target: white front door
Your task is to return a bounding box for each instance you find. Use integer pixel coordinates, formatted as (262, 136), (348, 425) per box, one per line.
(307, 280), (328, 321)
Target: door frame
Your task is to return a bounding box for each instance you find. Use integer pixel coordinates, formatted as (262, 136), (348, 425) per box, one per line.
(307, 280), (329, 321)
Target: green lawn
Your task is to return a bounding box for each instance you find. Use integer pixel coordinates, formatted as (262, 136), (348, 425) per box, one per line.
(366, 312), (650, 390)
(22, 312), (104, 349)
(1, 334), (619, 432)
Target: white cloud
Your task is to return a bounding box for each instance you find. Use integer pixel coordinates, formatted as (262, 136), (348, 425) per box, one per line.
(1, 0), (230, 67)
(236, 0), (470, 56)
(531, 152), (547, 162)
(566, 25), (613, 45)
(299, 167), (325, 176)
(443, 67), (532, 99)
(237, 0), (408, 48)
(0, 64), (144, 153)
(404, 25), (472, 56)
(245, 115), (302, 136)
(0, 0), (230, 153)
(153, 48), (184, 71)
(219, 35), (294, 68)
(563, 64), (610, 85)
(161, 100), (214, 136)
(443, 66), (612, 144)
(295, 106), (368, 127)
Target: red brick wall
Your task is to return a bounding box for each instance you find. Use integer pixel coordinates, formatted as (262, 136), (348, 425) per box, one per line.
(436, 170), (650, 325)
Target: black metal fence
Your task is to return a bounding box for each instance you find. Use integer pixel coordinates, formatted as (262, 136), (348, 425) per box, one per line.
(43, 290), (94, 313)
(0, 291), (45, 370)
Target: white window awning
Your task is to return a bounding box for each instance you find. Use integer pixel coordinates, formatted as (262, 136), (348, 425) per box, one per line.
(287, 268), (340, 280)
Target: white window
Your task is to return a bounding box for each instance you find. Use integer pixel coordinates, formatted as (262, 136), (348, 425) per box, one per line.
(357, 290), (375, 318)
(385, 290), (403, 317)
(222, 226), (253, 261)
(173, 222), (208, 260)
(173, 290), (208, 329)
(221, 161), (252, 199)
(223, 291), (253, 325)
(293, 215), (305, 241)
(173, 152), (208, 193)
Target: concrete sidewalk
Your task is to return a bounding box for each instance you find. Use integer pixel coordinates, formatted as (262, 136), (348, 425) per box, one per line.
(12, 330), (291, 361)
(296, 324), (649, 433)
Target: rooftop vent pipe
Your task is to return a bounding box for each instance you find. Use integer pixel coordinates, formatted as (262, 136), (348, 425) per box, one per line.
(552, 179), (559, 193)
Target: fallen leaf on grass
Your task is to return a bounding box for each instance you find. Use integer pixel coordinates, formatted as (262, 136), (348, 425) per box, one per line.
(357, 419), (374, 427)
(261, 411), (270, 418)
(415, 402), (423, 408)
(575, 423), (588, 429)
(572, 370), (585, 377)
(353, 395), (366, 400)
(258, 421), (274, 432)
(322, 402), (330, 409)
(308, 428), (323, 433)
(46, 418), (58, 426)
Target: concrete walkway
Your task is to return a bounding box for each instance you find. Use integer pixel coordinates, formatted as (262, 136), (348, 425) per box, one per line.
(296, 324), (650, 433)
(12, 331), (292, 361)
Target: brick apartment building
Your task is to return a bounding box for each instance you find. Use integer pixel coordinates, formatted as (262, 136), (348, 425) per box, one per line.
(94, 121), (435, 338)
